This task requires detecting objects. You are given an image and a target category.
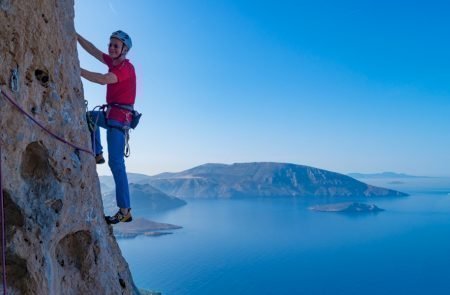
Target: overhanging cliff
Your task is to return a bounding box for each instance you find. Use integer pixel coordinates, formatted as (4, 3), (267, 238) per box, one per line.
(0, 1), (138, 294)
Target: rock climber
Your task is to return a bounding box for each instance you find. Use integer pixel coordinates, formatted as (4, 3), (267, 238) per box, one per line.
(77, 30), (136, 224)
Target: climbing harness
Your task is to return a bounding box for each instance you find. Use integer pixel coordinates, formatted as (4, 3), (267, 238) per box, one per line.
(106, 104), (141, 158)
(104, 103), (141, 158)
(103, 103), (141, 129)
(10, 67), (19, 93)
(86, 103), (141, 158)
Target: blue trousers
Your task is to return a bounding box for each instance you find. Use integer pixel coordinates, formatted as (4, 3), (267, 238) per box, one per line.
(89, 111), (130, 209)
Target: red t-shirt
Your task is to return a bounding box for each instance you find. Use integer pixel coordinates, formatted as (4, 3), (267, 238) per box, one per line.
(102, 53), (136, 123)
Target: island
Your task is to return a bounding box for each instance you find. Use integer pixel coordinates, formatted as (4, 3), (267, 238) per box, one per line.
(147, 162), (408, 199)
(309, 202), (384, 213)
(113, 218), (182, 239)
(139, 290), (162, 295)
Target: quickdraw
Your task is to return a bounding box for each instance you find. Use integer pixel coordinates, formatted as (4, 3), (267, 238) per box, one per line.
(10, 67), (19, 93)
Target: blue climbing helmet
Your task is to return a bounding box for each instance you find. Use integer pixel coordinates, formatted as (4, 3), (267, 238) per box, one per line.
(110, 30), (132, 50)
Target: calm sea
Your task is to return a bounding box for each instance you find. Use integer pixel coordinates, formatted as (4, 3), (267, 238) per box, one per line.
(118, 178), (450, 295)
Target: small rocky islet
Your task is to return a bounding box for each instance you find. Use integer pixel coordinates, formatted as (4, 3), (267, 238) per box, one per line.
(309, 202), (384, 213)
(113, 218), (182, 239)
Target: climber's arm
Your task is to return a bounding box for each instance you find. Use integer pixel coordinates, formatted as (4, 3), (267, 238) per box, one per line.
(80, 68), (118, 85)
(77, 33), (106, 64)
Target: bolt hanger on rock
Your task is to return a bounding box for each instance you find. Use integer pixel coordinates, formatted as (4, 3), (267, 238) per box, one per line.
(10, 67), (19, 93)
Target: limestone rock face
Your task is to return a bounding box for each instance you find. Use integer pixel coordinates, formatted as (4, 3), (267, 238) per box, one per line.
(0, 1), (138, 294)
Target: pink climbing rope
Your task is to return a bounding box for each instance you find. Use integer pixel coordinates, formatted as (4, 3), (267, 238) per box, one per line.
(0, 88), (95, 295)
(0, 89), (94, 156)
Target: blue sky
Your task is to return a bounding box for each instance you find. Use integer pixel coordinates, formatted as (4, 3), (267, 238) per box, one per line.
(75, 0), (450, 176)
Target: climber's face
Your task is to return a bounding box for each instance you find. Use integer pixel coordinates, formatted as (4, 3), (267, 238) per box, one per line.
(108, 38), (125, 58)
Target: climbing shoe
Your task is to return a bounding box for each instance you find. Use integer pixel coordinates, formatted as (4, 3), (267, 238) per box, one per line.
(95, 153), (105, 164)
(105, 209), (133, 225)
